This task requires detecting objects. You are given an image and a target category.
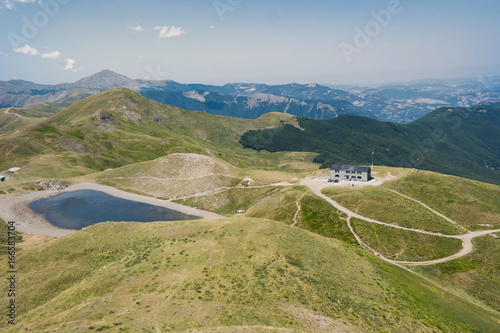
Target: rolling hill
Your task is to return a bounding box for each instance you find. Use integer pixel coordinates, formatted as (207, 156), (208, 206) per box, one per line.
(0, 91), (89, 134)
(1, 217), (499, 332)
(240, 103), (500, 185)
(0, 85), (499, 331)
(0, 87), (311, 178)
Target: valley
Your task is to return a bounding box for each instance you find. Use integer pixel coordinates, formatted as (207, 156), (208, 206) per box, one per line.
(0, 87), (498, 332)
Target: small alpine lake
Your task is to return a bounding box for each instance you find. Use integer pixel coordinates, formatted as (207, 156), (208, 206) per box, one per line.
(29, 190), (199, 230)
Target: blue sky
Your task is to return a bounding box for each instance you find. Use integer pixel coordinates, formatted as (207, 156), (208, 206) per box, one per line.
(0, 0), (499, 85)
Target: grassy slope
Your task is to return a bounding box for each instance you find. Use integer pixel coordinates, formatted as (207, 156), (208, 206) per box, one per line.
(295, 192), (357, 245)
(412, 233), (500, 313)
(0, 101), (67, 134)
(385, 171), (500, 231)
(314, 167), (500, 311)
(0, 88), (310, 179)
(321, 168), (500, 232)
(351, 218), (463, 261)
(0, 111), (41, 134)
(239, 107), (500, 185)
(1, 218), (498, 332)
(322, 185), (464, 235)
(86, 153), (313, 201)
(0, 90), (97, 135)
(0, 89), (498, 331)
(174, 185), (358, 246)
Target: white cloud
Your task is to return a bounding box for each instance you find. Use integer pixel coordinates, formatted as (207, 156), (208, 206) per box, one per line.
(1, 0), (37, 11)
(210, 25), (216, 30)
(14, 45), (63, 60)
(154, 25), (186, 38)
(64, 58), (76, 70)
(138, 55), (143, 59)
(41, 50), (61, 59)
(128, 24), (144, 32)
(13, 44), (39, 56)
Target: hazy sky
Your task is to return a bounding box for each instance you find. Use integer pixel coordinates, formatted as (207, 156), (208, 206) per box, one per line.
(1, 0), (499, 85)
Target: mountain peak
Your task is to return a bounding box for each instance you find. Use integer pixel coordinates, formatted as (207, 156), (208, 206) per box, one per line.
(72, 70), (139, 90)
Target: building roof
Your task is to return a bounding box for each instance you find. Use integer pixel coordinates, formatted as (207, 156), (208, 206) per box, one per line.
(330, 164), (370, 172)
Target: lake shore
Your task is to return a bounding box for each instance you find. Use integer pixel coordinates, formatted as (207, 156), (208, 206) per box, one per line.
(0, 182), (224, 238)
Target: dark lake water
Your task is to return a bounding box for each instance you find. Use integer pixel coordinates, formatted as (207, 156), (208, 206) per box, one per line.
(29, 190), (199, 230)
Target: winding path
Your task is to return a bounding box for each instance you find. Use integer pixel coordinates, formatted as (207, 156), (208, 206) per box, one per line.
(291, 191), (308, 227)
(299, 176), (500, 315)
(387, 188), (468, 232)
(301, 177), (500, 265)
(4, 108), (30, 119)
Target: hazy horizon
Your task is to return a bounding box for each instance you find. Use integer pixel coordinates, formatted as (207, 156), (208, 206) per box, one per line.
(3, 67), (500, 88)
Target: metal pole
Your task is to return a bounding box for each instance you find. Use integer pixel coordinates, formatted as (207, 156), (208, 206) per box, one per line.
(371, 151), (374, 169)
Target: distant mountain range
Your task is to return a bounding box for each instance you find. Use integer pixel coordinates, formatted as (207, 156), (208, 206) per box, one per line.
(140, 90), (369, 120)
(2, 70), (499, 123)
(0, 86), (498, 185)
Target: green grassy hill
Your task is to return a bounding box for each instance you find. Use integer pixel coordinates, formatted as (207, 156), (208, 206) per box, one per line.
(1, 88), (500, 332)
(240, 104), (500, 185)
(0, 88), (307, 178)
(0, 90), (94, 135)
(314, 168), (500, 312)
(1, 218), (499, 332)
(169, 165), (500, 314)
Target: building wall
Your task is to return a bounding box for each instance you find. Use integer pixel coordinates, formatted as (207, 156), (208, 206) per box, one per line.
(330, 169), (370, 182)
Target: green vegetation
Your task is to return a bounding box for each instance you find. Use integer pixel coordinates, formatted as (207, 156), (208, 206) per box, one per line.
(12, 102), (62, 118)
(240, 105), (500, 185)
(386, 171), (500, 230)
(244, 186), (306, 224)
(0, 88), (317, 180)
(175, 186), (282, 216)
(0, 110), (43, 134)
(322, 186), (465, 235)
(1, 218), (498, 332)
(175, 186), (358, 245)
(1, 88), (499, 332)
(0, 102), (63, 134)
(351, 218), (463, 261)
(412, 234), (500, 313)
(295, 193), (357, 245)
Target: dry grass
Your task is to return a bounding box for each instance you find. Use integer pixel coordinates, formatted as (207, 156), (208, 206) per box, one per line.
(2, 218), (498, 332)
